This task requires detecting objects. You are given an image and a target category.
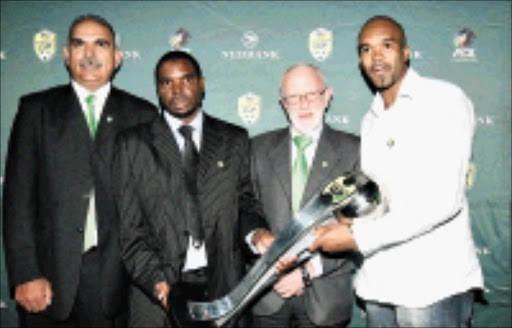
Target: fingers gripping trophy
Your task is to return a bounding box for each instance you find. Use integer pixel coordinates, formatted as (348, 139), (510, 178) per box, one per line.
(168, 171), (385, 327)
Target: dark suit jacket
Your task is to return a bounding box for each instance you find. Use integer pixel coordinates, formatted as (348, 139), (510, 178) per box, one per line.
(112, 114), (267, 303)
(250, 124), (360, 326)
(2, 84), (157, 320)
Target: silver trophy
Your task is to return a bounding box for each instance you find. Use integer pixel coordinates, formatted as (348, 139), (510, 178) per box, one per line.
(170, 171), (382, 327)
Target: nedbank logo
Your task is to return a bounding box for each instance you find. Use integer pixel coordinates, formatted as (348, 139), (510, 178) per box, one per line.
(241, 31), (259, 49)
(222, 31), (279, 60)
(116, 33), (141, 60)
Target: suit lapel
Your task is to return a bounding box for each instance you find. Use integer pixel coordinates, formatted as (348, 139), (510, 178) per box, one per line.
(94, 88), (122, 166)
(301, 125), (342, 207)
(268, 130), (293, 210)
(50, 85), (95, 182)
(151, 115), (183, 177)
(198, 115), (223, 186)
(53, 85), (94, 144)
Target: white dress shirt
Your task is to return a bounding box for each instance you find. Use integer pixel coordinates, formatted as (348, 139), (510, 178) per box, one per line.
(73, 80), (110, 124)
(164, 110), (207, 271)
(72, 81), (111, 251)
(290, 125), (324, 276)
(352, 68), (484, 307)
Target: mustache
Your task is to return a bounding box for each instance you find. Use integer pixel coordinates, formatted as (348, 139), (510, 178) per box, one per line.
(79, 57), (102, 68)
(370, 62), (391, 72)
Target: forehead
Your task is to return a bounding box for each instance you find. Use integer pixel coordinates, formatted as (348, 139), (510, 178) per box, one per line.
(358, 19), (403, 44)
(158, 60), (197, 78)
(282, 66), (323, 93)
(71, 20), (113, 40)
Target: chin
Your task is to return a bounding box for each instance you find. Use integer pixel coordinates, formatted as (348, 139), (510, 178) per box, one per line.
(294, 121), (320, 134)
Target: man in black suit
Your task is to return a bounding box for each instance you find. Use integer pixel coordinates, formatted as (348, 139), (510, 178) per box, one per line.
(2, 14), (157, 327)
(112, 50), (272, 327)
(250, 64), (360, 327)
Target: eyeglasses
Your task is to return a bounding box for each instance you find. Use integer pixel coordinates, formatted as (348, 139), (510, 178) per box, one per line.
(281, 88), (327, 106)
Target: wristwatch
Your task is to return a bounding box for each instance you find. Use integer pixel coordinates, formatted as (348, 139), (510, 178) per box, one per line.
(301, 267), (312, 287)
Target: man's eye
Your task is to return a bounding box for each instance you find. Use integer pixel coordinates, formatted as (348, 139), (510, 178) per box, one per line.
(70, 40), (83, 47)
(96, 40), (110, 47)
(184, 76), (196, 84)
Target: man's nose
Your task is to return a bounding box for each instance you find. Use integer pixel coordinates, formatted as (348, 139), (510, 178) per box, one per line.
(298, 95), (310, 109)
(171, 81), (183, 95)
(84, 44), (95, 57)
(372, 47), (384, 60)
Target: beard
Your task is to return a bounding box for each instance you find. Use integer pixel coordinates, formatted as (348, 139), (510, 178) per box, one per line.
(165, 106), (199, 119)
(159, 98), (201, 119)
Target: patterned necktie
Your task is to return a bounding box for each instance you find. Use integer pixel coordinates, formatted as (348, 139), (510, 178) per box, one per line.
(179, 125), (203, 248)
(86, 94), (97, 138)
(292, 135), (313, 212)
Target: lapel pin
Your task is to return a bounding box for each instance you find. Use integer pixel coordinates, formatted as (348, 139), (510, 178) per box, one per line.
(322, 161), (328, 168)
(387, 138), (395, 148)
(217, 161), (224, 168)
(107, 116), (113, 123)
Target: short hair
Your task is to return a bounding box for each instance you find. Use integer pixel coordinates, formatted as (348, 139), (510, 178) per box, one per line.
(280, 63), (327, 96)
(68, 14), (116, 45)
(358, 15), (407, 48)
(154, 50), (203, 84)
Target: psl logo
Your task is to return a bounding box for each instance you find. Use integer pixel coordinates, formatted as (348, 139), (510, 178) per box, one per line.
(309, 28), (333, 62)
(170, 28), (191, 50)
(34, 30), (56, 62)
(238, 92), (261, 125)
(452, 28), (477, 61)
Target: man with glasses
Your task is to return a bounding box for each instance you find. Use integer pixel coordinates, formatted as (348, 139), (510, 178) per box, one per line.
(249, 64), (360, 327)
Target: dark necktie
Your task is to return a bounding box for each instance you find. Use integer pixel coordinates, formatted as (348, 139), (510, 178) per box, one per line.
(178, 125), (203, 248)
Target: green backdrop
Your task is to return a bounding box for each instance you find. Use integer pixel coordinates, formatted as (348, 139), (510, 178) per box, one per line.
(1, 1), (510, 327)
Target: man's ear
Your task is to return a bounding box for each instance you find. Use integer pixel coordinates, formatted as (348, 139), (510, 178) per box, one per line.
(114, 48), (123, 70)
(403, 45), (410, 62)
(62, 46), (70, 66)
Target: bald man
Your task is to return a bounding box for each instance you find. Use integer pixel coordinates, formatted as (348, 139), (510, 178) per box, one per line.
(309, 15), (484, 328)
(249, 64), (360, 327)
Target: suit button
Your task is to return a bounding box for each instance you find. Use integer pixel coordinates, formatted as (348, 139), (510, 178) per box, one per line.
(77, 227), (84, 233)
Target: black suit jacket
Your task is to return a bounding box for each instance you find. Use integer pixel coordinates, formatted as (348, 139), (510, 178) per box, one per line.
(112, 114), (267, 302)
(250, 124), (360, 326)
(2, 84), (157, 320)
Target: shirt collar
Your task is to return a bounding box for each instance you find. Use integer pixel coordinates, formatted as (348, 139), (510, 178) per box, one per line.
(72, 80), (111, 104)
(290, 123), (323, 144)
(163, 109), (204, 137)
(369, 68), (420, 116)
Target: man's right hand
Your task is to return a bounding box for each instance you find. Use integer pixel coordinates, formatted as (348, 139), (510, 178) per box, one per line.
(154, 281), (170, 310)
(15, 278), (52, 313)
(252, 229), (275, 254)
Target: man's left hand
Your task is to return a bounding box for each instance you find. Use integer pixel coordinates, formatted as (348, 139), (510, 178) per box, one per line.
(309, 223), (358, 253)
(273, 268), (304, 298)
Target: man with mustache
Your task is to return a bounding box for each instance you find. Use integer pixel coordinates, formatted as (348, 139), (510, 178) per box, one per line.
(112, 50), (272, 327)
(306, 15), (484, 327)
(3, 14), (157, 327)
